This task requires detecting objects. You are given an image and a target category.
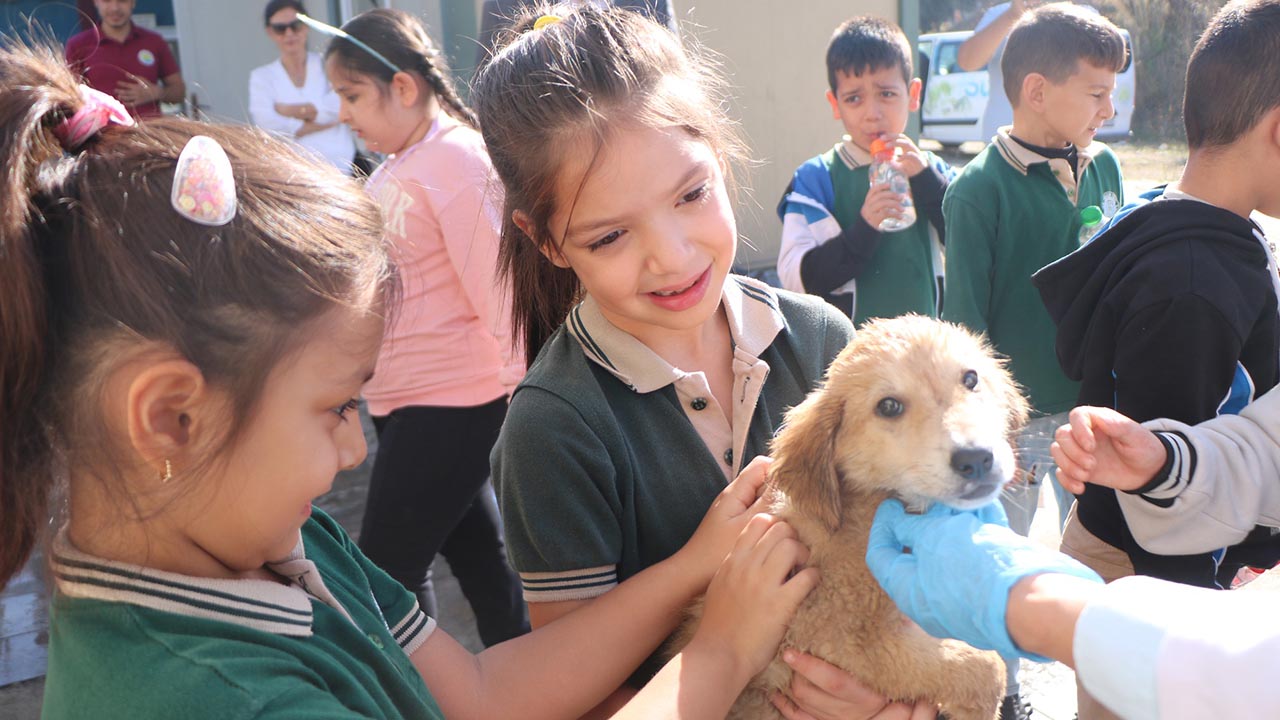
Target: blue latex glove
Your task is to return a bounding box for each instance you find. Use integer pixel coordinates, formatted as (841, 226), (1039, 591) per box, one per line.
(866, 499), (1103, 661)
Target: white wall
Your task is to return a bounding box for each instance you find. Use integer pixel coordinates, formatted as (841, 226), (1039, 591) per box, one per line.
(172, 0), (342, 123)
(681, 0), (900, 270)
(170, 0), (444, 124)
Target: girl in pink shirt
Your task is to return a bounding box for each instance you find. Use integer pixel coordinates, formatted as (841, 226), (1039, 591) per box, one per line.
(324, 8), (527, 645)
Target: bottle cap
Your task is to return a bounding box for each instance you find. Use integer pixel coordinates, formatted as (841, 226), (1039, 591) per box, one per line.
(869, 137), (892, 158)
(1080, 205), (1103, 226)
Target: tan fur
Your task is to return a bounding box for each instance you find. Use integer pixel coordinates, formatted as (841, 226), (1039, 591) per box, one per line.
(674, 315), (1029, 720)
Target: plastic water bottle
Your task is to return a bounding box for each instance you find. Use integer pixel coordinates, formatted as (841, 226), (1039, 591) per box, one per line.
(1078, 205), (1103, 245)
(869, 138), (917, 232)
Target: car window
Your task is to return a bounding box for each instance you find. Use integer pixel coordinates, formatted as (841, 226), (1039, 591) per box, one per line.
(936, 40), (972, 75)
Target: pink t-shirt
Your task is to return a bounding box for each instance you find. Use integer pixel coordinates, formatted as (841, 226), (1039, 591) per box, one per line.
(361, 114), (523, 415)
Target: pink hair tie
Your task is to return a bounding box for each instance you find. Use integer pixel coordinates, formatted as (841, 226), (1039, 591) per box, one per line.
(54, 85), (135, 150)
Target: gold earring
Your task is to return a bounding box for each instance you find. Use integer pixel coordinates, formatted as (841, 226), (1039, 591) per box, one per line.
(160, 459), (173, 484)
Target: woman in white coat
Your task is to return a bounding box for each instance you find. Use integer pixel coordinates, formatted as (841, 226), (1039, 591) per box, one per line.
(249, 0), (356, 174)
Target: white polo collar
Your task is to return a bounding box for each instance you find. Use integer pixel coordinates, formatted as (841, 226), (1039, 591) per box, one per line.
(51, 528), (337, 637)
(991, 126), (1103, 177)
(836, 135), (873, 170)
(566, 275), (786, 393)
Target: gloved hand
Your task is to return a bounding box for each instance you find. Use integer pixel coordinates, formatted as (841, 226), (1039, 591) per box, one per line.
(865, 499), (1102, 661)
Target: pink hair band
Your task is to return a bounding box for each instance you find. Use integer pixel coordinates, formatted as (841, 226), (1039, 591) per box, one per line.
(54, 85), (135, 149)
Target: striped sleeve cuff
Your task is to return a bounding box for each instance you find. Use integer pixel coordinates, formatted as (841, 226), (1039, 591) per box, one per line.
(519, 565), (618, 602)
(390, 600), (435, 657)
(1127, 431), (1194, 507)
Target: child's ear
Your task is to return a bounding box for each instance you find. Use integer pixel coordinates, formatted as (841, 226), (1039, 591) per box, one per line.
(1021, 72), (1048, 112)
(908, 78), (922, 112)
(390, 70), (421, 108)
(124, 357), (209, 479)
(826, 89), (840, 120)
(513, 209), (571, 269)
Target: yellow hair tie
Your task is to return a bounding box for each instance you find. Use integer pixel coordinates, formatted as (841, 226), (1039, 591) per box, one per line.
(533, 14), (562, 30)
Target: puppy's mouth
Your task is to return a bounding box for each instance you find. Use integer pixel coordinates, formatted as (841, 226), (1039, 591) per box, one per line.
(942, 478), (1004, 510)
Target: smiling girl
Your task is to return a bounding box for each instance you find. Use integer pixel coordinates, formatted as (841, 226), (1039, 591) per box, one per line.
(477, 5), (936, 718)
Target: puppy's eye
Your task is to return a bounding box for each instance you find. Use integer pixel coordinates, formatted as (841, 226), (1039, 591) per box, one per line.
(962, 370), (979, 391)
(875, 397), (904, 418)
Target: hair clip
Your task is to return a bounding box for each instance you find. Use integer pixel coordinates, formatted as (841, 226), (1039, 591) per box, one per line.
(171, 135), (237, 227)
(54, 84), (135, 150)
(533, 14), (563, 30)
(296, 13), (403, 74)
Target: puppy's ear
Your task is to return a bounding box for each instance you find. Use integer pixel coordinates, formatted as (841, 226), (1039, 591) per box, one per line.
(769, 390), (845, 534)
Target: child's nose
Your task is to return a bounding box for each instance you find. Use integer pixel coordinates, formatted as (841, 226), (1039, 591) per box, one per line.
(337, 415), (368, 471)
(645, 227), (696, 275)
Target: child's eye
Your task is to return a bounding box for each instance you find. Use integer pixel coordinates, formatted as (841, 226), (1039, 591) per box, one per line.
(679, 183), (709, 205)
(881, 90), (897, 98)
(333, 398), (360, 420)
(588, 229), (624, 252)
(846, 95), (861, 104)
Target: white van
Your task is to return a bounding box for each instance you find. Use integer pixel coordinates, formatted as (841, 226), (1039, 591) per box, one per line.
(917, 29), (1135, 147)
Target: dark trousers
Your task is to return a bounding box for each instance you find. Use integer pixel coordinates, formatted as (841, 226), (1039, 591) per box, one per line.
(359, 398), (528, 646)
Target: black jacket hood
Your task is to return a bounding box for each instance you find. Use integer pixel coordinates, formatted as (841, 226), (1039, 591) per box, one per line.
(1032, 190), (1269, 382)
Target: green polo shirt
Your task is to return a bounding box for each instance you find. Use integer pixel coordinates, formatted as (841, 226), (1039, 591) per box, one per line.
(942, 130), (1124, 415)
(493, 276), (853, 605)
(41, 510), (443, 719)
(826, 141), (943, 325)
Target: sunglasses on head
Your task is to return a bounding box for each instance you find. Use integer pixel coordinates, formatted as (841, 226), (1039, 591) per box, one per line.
(269, 19), (304, 34)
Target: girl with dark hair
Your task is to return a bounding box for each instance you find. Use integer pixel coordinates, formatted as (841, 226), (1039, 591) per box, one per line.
(248, 0), (356, 173)
(475, 4), (937, 718)
(2, 38), (815, 720)
(321, 8), (529, 646)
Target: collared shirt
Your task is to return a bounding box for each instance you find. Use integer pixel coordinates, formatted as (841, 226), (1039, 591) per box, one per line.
(991, 126), (1103, 203)
(41, 510), (442, 719)
(566, 276), (784, 481)
(65, 24), (180, 118)
(493, 277), (854, 607)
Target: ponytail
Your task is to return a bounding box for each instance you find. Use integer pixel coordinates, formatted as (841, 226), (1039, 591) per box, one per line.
(498, 218), (581, 367)
(0, 43), (91, 586)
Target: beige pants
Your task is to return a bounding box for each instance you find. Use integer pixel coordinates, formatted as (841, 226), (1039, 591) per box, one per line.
(1059, 503), (1134, 720)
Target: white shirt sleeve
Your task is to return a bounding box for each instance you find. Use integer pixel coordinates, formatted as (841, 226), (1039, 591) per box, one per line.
(1118, 384), (1280, 555)
(1074, 575), (1280, 720)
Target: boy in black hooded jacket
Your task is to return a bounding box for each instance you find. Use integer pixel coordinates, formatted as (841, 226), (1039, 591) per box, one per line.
(1033, 0), (1280, 591)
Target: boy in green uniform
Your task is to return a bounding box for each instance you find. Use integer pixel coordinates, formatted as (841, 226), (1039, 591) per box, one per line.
(941, 4), (1127, 718)
(777, 16), (953, 325)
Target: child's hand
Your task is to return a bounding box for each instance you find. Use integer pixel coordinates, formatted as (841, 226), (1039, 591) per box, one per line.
(883, 134), (928, 177)
(860, 183), (905, 231)
(1051, 406), (1166, 494)
(679, 456), (774, 581)
(689, 515), (818, 679)
(771, 651), (938, 720)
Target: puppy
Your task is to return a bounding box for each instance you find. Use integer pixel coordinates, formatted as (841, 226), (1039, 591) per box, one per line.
(675, 314), (1028, 720)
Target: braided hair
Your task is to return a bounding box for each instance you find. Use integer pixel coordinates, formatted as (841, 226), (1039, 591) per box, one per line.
(324, 9), (478, 130)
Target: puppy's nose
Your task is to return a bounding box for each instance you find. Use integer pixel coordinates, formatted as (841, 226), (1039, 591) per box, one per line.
(951, 447), (994, 480)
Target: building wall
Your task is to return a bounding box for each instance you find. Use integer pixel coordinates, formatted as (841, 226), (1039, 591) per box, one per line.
(170, 0), (908, 271)
(681, 0), (901, 270)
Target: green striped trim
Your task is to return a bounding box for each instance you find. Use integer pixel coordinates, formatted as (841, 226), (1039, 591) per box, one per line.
(993, 134), (1030, 174)
(519, 567), (618, 602)
(734, 277), (780, 311)
(55, 569), (313, 631)
(55, 556), (310, 618)
(52, 537), (316, 637)
(391, 606), (433, 655)
(569, 305), (619, 373)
